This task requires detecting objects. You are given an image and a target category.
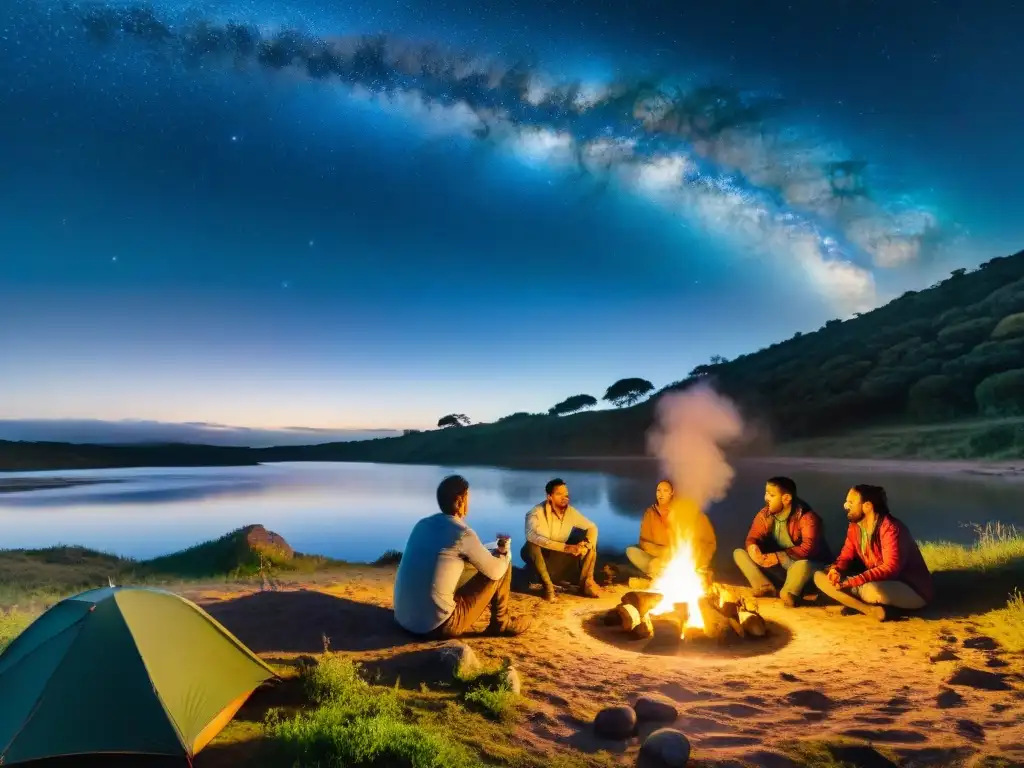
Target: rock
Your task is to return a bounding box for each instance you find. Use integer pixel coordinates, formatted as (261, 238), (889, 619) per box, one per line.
(634, 694), (679, 723)
(243, 524), (294, 562)
(594, 705), (637, 740)
(638, 728), (691, 768)
(501, 663), (522, 695)
(435, 641), (481, 679)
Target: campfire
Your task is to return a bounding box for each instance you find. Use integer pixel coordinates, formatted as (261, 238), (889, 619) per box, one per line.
(605, 540), (767, 644)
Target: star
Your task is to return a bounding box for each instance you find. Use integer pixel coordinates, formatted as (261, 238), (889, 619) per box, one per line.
(111, 256), (118, 262)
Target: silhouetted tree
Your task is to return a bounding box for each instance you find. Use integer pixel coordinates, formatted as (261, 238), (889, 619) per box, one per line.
(602, 377), (655, 407)
(437, 413), (471, 428)
(402, 429), (422, 436)
(548, 394), (598, 416)
(497, 411), (538, 423)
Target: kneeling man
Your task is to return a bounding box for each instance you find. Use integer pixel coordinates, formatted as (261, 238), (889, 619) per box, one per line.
(813, 484), (934, 622)
(521, 478), (600, 601)
(394, 474), (533, 638)
(734, 476), (831, 607)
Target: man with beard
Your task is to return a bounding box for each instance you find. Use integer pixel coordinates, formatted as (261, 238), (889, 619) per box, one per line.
(521, 478), (600, 601)
(813, 484), (934, 621)
(734, 476), (832, 607)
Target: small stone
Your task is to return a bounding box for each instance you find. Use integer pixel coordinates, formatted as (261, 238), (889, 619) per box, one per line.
(435, 641), (481, 679)
(594, 705), (637, 740)
(634, 694), (679, 722)
(638, 728), (691, 768)
(502, 664), (522, 695)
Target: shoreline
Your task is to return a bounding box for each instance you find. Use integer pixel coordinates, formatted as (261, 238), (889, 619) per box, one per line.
(0, 477), (121, 494)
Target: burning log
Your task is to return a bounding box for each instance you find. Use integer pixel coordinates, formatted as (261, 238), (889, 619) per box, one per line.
(631, 613), (655, 639)
(621, 591), (663, 617)
(697, 597), (733, 642)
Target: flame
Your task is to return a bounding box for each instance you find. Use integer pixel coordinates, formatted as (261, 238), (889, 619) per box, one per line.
(649, 538), (705, 629)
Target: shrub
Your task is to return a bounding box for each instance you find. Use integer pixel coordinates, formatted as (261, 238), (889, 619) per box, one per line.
(991, 312), (1024, 340)
(937, 317), (997, 346)
(976, 369), (1024, 416)
(907, 375), (973, 421)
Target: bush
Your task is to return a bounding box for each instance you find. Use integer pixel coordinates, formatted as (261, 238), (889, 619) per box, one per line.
(943, 338), (1024, 380)
(976, 369), (1024, 416)
(937, 317), (997, 346)
(907, 375), (973, 421)
(991, 312), (1024, 340)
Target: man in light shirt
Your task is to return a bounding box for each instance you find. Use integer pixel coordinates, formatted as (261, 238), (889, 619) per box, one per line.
(521, 477), (601, 602)
(394, 474), (533, 638)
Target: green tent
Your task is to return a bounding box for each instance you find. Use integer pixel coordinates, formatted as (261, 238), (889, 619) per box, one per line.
(0, 586), (276, 765)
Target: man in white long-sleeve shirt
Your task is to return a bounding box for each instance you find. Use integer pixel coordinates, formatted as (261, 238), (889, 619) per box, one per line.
(394, 474), (533, 638)
(521, 477), (600, 602)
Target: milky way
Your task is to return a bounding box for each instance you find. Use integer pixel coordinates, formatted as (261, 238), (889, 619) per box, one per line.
(30, 0), (949, 310)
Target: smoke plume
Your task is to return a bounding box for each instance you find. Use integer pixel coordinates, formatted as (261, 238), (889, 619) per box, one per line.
(646, 381), (745, 511)
(19, 1), (952, 310)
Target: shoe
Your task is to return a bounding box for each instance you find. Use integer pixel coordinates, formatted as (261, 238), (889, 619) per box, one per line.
(581, 579), (601, 598)
(753, 585), (777, 598)
(867, 604), (888, 622)
(487, 615), (533, 636)
(780, 592), (797, 608)
(542, 584), (557, 602)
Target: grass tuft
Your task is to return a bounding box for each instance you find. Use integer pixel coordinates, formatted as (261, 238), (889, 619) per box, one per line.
(920, 522), (1024, 572)
(981, 589), (1024, 652)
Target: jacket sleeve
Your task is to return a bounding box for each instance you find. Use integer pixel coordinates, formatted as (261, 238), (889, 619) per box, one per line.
(785, 510), (820, 560)
(526, 507), (565, 551)
(460, 529), (510, 581)
(744, 510), (768, 549)
(842, 521), (903, 589)
(831, 527), (859, 573)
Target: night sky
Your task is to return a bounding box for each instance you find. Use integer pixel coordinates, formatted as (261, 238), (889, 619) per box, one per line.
(1, 0), (1021, 438)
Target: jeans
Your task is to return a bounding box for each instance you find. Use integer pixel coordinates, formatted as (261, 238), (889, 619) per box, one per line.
(733, 548), (820, 597)
(521, 542), (597, 588)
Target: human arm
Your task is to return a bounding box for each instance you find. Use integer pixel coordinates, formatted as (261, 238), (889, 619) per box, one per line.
(638, 508), (669, 557)
(570, 507), (599, 549)
(743, 511), (773, 566)
(459, 529), (510, 580)
(826, 527), (858, 585)
(840, 521), (903, 590)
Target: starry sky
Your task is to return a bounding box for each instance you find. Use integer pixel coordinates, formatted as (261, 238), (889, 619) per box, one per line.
(1, 0), (1021, 439)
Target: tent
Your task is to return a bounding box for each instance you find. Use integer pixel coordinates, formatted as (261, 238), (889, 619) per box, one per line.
(0, 585), (276, 765)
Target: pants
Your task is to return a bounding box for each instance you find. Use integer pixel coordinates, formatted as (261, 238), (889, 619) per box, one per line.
(521, 542), (596, 588)
(626, 546), (665, 578)
(428, 562), (512, 638)
(812, 571), (927, 610)
(733, 548), (820, 597)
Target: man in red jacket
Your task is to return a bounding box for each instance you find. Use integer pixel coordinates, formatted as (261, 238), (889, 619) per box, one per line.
(733, 476), (832, 607)
(813, 484), (934, 622)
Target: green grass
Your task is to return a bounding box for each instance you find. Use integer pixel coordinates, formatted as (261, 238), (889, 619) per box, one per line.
(920, 522), (1024, 572)
(0, 609), (34, 652)
(981, 590), (1024, 652)
(779, 738), (899, 768)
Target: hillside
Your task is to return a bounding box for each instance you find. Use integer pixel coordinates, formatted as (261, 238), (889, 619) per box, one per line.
(259, 248), (1024, 464)
(2, 249), (1023, 471)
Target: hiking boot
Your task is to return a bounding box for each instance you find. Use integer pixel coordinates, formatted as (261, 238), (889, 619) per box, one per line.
(753, 585), (777, 599)
(487, 615), (534, 636)
(780, 591), (798, 608)
(581, 579), (601, 598)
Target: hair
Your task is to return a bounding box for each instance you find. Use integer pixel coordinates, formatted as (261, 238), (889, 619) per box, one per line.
(436, 474), (470, 516)
(852, 484), (890, 518)
(656, 479), (674, 489)
(545, 477), (566, 496)
(766, 476), (797, 497)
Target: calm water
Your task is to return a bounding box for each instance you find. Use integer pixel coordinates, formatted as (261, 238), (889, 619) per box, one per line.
(2, 461), (1023, 572)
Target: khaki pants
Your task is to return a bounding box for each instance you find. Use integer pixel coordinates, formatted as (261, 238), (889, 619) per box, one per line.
(429, 563), (512, 638)
(812, 571), (927, 610)
(521, 542), (596, 588)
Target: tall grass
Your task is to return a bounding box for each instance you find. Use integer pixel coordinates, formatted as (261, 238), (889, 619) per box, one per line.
(983, 590), (1024, 652)
(919, 522), (1024, 572)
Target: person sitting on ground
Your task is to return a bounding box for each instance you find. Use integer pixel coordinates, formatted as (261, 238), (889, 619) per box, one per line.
(393, 474), (533, 638)
(812, 484), (934, 622)
(521, 478), (601, 601)
(734, 476), (832, 607)
(626, 480), (675, 579)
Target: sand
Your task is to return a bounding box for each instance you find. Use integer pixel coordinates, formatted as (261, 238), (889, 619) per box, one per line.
(180, 568), (1024, 767)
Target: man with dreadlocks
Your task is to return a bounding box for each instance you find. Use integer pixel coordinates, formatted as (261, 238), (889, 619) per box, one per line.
(813, 484), (934, 621)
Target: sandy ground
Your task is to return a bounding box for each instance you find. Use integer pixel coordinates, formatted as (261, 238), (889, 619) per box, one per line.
(180, 567), (1024, 768)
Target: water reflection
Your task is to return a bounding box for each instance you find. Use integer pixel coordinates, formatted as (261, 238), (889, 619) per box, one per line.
(0, 461), (1020, 569)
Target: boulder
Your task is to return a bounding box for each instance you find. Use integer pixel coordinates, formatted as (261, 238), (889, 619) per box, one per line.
(501, 663), (522, 695)
(634, 694), (679, 723)
(594, 705), (637, 740)
(436, 641), (482, 679)
(638, 728), (691, 768)
(244, 525), (294, 562)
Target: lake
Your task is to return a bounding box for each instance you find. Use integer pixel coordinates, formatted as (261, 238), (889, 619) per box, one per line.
(2, 461), (1023, 573)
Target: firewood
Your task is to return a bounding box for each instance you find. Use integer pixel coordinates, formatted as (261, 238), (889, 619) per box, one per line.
(652, 616), (682, 643)
(630, 613), (654, 639)
(603, 608), (621, 626)
(738, 610), (767, 637)
(672, 602), (690, 627)
(617, 603), (641, 631)
(718, 601), (740, 621)
(621, 590), (663, 617)
(716, 586), (737, 609)
(697, 597), (734, 642)
(740, 595), (759, 613)
(728, 617), (745, 638)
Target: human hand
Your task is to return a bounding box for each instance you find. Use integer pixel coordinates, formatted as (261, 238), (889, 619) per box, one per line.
(565, 544), (583, 557)
(827, 567), (841, 587)
(762, 553), (779, 568)
(747, 544), (763, 562)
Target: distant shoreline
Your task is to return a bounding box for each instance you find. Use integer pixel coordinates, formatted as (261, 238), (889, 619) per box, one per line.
(0, 477), (121, 494)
